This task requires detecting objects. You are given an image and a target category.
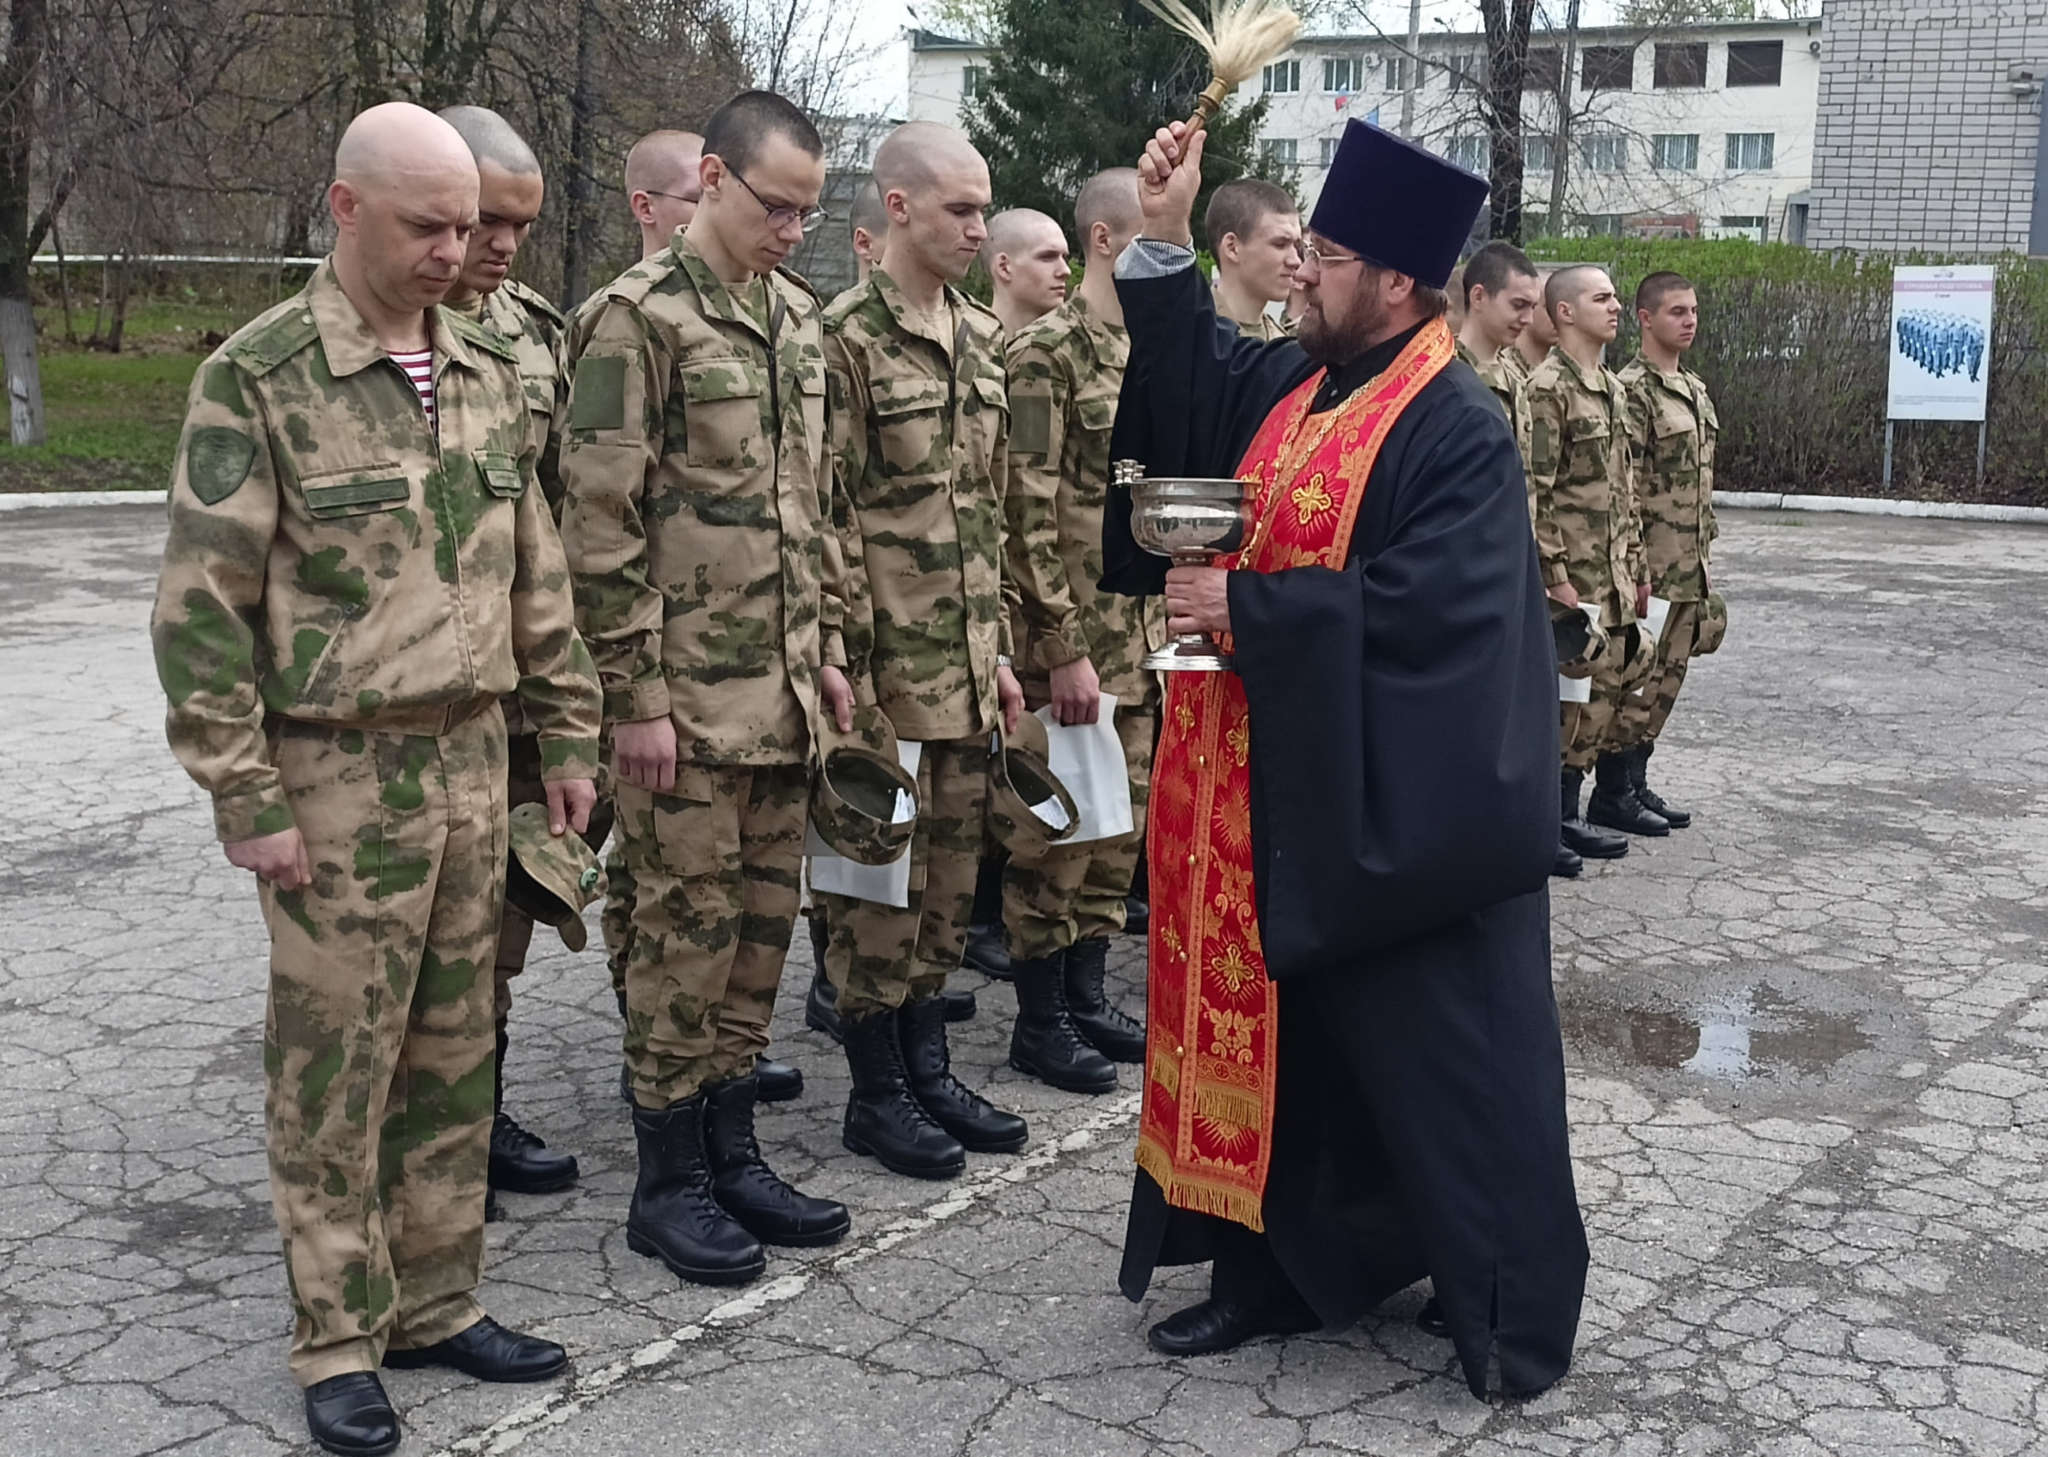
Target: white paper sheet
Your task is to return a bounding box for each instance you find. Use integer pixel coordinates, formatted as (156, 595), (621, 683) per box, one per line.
(1032, 694), (1134, 845)
(805, 739), (922, 908)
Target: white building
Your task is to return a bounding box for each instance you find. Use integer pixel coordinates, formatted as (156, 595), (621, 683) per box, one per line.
(904, 17), (1822, 243)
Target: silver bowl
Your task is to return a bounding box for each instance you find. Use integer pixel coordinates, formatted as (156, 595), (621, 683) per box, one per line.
(1119, 465), (1252, 673)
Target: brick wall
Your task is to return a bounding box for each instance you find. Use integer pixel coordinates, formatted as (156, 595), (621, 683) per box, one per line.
(1810, 0), (2048, 253)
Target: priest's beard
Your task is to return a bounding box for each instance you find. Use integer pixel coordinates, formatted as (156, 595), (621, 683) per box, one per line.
(1296, 267), (1390, 366)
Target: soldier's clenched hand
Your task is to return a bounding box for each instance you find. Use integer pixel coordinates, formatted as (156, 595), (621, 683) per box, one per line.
(614, 716), (678, 792)
(226, 828), (312, 890)
(1546, 582), (1581, 609)
(547, 778), (597, 837)
(1050, 655), (1101, 727)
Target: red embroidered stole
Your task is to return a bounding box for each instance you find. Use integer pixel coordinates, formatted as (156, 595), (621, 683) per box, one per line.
(1135, 318), (1456, 1231)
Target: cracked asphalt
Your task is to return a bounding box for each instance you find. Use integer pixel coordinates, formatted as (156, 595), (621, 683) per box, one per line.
(5, 505), (2048, 1456)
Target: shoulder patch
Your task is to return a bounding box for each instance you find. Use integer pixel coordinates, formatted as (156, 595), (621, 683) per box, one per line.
(570, 355), (627, 432)
(186, 426), (257, 506)
(1011, 392), (1053, 457)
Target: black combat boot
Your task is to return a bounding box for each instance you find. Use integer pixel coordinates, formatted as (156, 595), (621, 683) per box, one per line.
(701, 1074), (849, 1246)
(1063, 938), (1146, 1063)
(962, 856), (1014, 980)
(804, 913), (844, 1042)
(1586, 751), (1670, 837)
(1009, 955), (1119, 1093)
(754, 1057), (803, 1102)
(488, 1027), (578, 1195)
(1122, 895), (1150, 937)
(939, 983), (978, 1021)
(626, 1094), (765, 1286)
(1560, 768), (1628, 860)
(841, 1008), (966, 1178)
(1552, 842), (1584, 879)
(1629, 742), (1691, 828)
(899, 995), (1028, 1152)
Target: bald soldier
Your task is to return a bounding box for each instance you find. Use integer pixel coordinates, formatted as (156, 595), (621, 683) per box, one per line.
(150, 103), (601, 1457)
(986, 207), (1070, 335)
(625, 129), (705, 258)
(818, 120), (1029, 1179)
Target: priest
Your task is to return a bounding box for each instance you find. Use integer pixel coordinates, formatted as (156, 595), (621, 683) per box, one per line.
(1104, 118), (1588, 1400)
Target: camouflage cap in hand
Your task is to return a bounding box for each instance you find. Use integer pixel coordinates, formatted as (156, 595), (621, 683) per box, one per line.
(1693, 592), (1728, 656)
(810, 704), (920, 866)
(506, 801), (602, 953)
(1551, 599), (1610, 680)
(985, 713), (1080, 860)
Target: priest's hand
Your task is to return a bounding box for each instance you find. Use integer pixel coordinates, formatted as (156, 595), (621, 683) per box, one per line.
(1165, 565), (1231, 637)
(997, 663), (1024, 735)
(1050, 656), (1101, 726)
(1137, 122), (1204, 248)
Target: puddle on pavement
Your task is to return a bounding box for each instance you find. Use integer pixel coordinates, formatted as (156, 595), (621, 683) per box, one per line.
(1561, 984), (1871, 1082)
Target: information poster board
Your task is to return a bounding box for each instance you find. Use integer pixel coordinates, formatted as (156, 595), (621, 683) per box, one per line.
(1887, 265), (1994, 422)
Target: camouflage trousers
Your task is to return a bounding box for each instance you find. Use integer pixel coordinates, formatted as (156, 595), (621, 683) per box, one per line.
(492, 729), (616, 1028)
(820, 734), (990, 1020)
(1561, 626), (1649, 772)
(258, 701), (506, 1387)
(1003, 703), (1157, 960)
(613, 763), (807, 1106)
(1611, 599), (1699, 750)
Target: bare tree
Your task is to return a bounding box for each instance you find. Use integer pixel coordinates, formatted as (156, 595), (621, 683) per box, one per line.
(0, 0), (47, 444)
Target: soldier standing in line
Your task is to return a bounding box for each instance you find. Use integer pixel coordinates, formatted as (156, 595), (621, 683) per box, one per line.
(985, 208), (1072, 335)
(557, 91), (855, 1288)
(849, 180), (888, 284)
(1203, 177), (1300, 340)
(999, 167), (1161, 1091)
(1511, 265), (1559, 377)
(1524, 264), (1662, 864)
(818, 120), (1029, 1180)
(150, 102), (601, 1457)
(623, 130), (705, 261)
(1453, 240), (1541, 467)
(1614, 270), (1716, 830)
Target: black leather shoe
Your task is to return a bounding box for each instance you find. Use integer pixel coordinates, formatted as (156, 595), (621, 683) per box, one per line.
(939, 984), (977, 1021)
(1416, 1296), (1451, 1339)
(1561, 768), (1628, 860)
(1631, 742), (1691, 828)
(1009, 955), (1118, 1093)
(841, 1008), (966, 1178)
(1551, 844), (1583, 879)
(1063, 939), (1145, 1063)
(304, 1372), (399, 1457)
(900, 995), (1027, 1153)
(702, 1075), (850, 1246)
(626, 1094), (766, 1285)
(1146, 1296), (1319, 1356)
(1122, 896), (1150, 937)
(755, 1057), (803, 1102)
(1587, 753), (1670, 837)
(962, 920), (1013, 980)
(383, 1316), (567, 1382)
(488, 1112), (579, 1195)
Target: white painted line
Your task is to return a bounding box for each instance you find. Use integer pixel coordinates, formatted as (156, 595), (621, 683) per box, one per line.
(431, 1090), (1143, 1457)
(1719, 490), (2048, 525)
(0, 489), (164, 511)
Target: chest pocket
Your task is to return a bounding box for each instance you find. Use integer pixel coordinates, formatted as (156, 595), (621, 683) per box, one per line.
(869, 374), (951, 478)
(298, 464), (412, 520)
(682, 360), (766, 472)
(474, 449), (525, 500)
(1075, 392), (1117, 435)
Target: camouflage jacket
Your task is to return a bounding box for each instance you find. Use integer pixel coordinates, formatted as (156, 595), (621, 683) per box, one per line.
(557, 234), (843, 766)
(823, 267), (1012, 741)
(150, 259), (602, 843)
(1004, 294), (1165, 702)
(1456, 338), (1534, 475)
(1618, 353), (1718, 601)
(1524, 345), (1643, 625)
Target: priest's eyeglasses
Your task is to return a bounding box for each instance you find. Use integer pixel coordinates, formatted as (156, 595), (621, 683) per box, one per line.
(729, 168), (829, 234)
(1298, 241), (1367, 274)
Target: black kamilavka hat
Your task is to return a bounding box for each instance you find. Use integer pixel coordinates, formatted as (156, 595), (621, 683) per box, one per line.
(1308, 120), (1490, 290)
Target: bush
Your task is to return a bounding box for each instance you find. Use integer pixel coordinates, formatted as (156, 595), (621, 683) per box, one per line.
(1523, 238), (2048, 505)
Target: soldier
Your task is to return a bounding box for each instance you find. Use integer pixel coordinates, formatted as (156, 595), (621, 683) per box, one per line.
(625, 130), (704, 259)
(1511, 265), (1559, 377)
(150, 103), (601, 1457)
(986, 207), (1070, 335)
(1524, 264), (1660, 864)
(818, 120), (1029, 1180)
(849, 179), (888, 283)
(557, 90), (852, 1288)
(1454, 240), (1540, 469)
(999, 166), (1160, 1091)
(1615, 270), (1715, 830)
(1203, 177), (1300, 340)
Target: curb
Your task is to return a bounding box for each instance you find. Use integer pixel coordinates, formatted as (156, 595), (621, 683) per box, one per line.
(0, 490), (165, 512)
(1719, 491), (2048, 526)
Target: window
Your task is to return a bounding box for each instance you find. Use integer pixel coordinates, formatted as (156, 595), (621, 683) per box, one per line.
(1446, 53), (1484, 92)
(1263, 59), (1300, 93)
(961, 65), (987, 99)
(1262, 137), (1299, 167)
(1725, 131), (1775, 170)
(1582, 44), (1634, 91)
(1448, 135), (1489, 174)
(1386, 54), (1414, 92)
(1717, 214), (1767, 239)
(1652, 133), (1699, 171)
(1580, 132), (1627, 173)
(1323, 56), (1363, 92)
(1524, 134), (1554, 175)
(1577, 213), (1626, 237)
(1524, 48), (1561, 90)
(1320, 136), (1341, 167)
(1726, 40), (1783, 86)
(1653, 42), (1706, 88)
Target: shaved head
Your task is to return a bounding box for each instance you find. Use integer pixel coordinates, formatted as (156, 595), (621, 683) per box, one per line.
(624, 129), (704, 199)
(1544, 264), (1605, 320)
(437, 105), (540, 176)
(987, 208), (1063, 261)
(334, 101), (476, 193)
(1073, 167), (1141, 244)
(849, 179), (887, 238)
(872, 121), (982, 198)
(328, 103), (479, 323)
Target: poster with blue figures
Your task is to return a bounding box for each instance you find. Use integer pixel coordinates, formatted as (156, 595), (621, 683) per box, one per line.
(1887, 265), (1994, 422)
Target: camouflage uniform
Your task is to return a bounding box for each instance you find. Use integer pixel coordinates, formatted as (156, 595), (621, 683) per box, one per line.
(1615, 353), (1718, 747)
(558, 234), (842, 1107)
(149, 260), (602, 1386)
(818, 267), (1011, 1019)
(1456, 338), (1534, 476)
(1524, 345), (1644, 772)
(999, 294), (1164, 958)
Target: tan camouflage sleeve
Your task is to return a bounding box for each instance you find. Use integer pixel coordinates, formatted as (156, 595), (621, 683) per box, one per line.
(535, 329), (571, 517)
(150, 357), (290, 843)
(1521, 377), (1573, 590)
(1619, 412), (1647, 586)
(989, 367), (1016, 664)
(557, 299), (671, 726)
(1002, 339), (1088, 672)
(823, 327), (876, 692)
(1621, 375), (1652, 477)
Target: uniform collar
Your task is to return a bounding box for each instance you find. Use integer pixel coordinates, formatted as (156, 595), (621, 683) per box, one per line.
(308, 259), (483, 379)
(672, 233), (775, 345)
(1548, 343), (1610, 392)
(1631, 350), (1692, 388)
(871, 265), (961, 354)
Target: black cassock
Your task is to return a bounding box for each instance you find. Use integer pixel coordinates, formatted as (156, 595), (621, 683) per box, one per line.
(1104, 257), (1588, 1398)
